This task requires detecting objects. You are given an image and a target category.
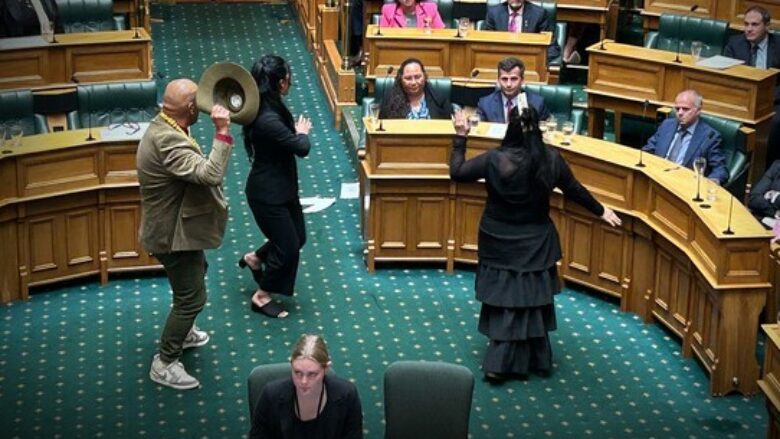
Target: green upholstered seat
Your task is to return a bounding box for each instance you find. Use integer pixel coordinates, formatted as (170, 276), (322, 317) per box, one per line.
(644, 13), (728, 58)
(523, 84), (584, 134)
(67, 81), (159, 129)
(0, 90), (48, 135)
(56, 0), (125, 33)
(384, 361), (474, 439)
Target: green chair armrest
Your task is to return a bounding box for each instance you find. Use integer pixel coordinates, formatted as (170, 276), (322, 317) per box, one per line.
(644, 31), (659, 48)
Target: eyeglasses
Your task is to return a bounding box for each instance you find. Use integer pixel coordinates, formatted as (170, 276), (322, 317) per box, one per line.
(109, 121), (141, 135)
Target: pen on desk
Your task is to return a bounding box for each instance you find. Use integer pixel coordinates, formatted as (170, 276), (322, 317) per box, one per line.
(663, 166), (681, 172)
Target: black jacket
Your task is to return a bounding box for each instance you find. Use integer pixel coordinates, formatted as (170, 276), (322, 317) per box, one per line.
(245, 103), (311, 205)
(249, 375), (363, 439)
(724, 33), (780, 104)
(379, 84), (452, 120)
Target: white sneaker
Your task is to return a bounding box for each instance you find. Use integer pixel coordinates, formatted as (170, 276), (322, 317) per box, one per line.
(149, 354), (200, 390)
(182, 325), (209, 349)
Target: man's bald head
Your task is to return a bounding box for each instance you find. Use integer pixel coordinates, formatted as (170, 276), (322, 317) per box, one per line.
(162, 79), (198, 126)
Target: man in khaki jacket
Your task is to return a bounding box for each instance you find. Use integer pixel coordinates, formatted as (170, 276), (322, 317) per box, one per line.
(137, 78), (232, 390)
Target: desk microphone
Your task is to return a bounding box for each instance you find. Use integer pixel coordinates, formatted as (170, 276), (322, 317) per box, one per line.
(723, 195), (735, 235)
(377, 66), (394, 131)
(674, 5), (699, 63)
(133, 27), (141, 39)
(375, 12), (383, 36)
(636, 99), (649, 167)
(598, 0), (616, 50)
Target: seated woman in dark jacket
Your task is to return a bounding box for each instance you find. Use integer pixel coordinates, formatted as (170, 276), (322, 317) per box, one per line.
(250, 334), (363, 439)
(379, 58), (452, 120)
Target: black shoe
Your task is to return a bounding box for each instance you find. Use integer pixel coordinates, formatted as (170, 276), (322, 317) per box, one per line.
(483, 372), (507, 384)
(251, 299), (288, 318)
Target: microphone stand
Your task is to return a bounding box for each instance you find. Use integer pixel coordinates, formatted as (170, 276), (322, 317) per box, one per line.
(85, 86), (95, 141)
(598, 0), (616, 50)
(674, 5), (699, 63)
(723, 195), (735, 235)
(377, 66), (394, 132)
(693, 173), (703, 202)
(636, 99), (649, 168)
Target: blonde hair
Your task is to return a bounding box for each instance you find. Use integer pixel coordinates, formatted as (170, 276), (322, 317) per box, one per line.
(290, 334), (330, 367)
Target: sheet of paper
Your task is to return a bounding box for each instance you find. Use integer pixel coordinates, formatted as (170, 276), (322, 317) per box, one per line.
(300, 196), (336, 213)
(340, 182), (359, 199)
(695, 55), (744, 70)
(485, 123), (507, 138)
(100, 122), (149, 141)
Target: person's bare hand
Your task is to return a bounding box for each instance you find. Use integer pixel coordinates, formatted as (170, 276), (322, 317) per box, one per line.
(211, 104), (230, 135)
(452, 110), (470, 136)
(601, 207), (622, 227)
(295, 115), (312, 135)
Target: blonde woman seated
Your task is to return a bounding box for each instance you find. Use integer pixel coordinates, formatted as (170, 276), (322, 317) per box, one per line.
(379, 0), (445, 29)
(249, 334), (363, 438)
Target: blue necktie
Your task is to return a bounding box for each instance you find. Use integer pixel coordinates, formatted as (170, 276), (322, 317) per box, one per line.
(666, 128), (688, 164)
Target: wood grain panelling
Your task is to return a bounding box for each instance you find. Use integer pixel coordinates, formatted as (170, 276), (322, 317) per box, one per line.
(64, 209), (97, 269)
(69, 46), (148, 83)
(589, 57), (664, 101)
(0, 50), (51, 88)
(28, 216), (58, 276)
(376, 197), (408, 254)
(105, 148), (139, 184)
(650, 185), (690, 241)
(595, 224), (628, 294)
(415, 197), (447, 254)
(19, 149), (99, 197)
(565, 214), (595, 276)
(454, 197), (484, 260)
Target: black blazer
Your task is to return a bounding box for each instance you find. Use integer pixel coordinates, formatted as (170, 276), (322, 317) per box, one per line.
(748, 160), (780, 219)
(724, 33), (780, 104)
(483, 1), (561, 61)
(249, 375), (363, 439)
(379, 84), (452, 119)
(245, 103), (311, 205)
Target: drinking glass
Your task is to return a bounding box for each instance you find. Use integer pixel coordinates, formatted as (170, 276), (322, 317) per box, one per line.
(468, 113), (480, 129)
(458, 17), (470, 37)
(423, 17), (432, 34)
(545, 117), (558, 142)
(561, 121), (575, 145)
(8, 123), (23, 149)
(690, 41), (703, 62)
(693, 157), (706, 179)
(368, 103), (380, 129)
(706, 184), (717, 203)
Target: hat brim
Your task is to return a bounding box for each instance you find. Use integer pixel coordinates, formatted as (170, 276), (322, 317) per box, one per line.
(197, 62), (260, 126)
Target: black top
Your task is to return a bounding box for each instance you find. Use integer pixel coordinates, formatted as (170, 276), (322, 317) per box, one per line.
(245, 103), (311, 205)
(450, 135), (603, 270)
(749, 160), (780, 219)
(249, 375), (363, 439)
(379, 84), (452, 120)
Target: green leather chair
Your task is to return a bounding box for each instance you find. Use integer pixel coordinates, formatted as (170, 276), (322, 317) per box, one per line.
(659, 109), (751, 197)
(67, 81), (159, 129)
(0, 90), (48, 136)
(475, 0), (566, 68)
(644, 13), (728, 58)
(384, 361), (474, 439)
(56, 0), (125, 33)
(523, 83), (585, 134)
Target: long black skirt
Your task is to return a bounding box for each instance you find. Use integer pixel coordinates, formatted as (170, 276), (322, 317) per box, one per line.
(476, 263), (560, 376)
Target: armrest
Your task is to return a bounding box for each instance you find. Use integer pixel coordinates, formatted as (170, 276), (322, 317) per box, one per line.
(644, 31), (659, 48)
(571, 108), (585, 135)
(740, 126), (756, 154)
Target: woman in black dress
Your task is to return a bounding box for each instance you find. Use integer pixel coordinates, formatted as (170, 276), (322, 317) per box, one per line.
(250, 334), (363, 438)
(449, 108), (621, 381)
(240, 55), (312, 318)
(379, 58), (452, 120)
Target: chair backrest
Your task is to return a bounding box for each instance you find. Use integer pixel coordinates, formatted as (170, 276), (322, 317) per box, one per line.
(523, 83), (572, 120)
(56, 0), (117, 33)
(374, 76), (452, 106)
(246, 363), (291, 418)
(0, 90), (48, 135)
(650, 13), (729, 57)
(69, 80), (159, 129)
(384, 360), (474, 439)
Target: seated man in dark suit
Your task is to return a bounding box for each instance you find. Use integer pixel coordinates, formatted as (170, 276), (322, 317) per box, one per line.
(642, 89), (728, 185)
(724, 5), (780, 168)
(748, 160), (780, 222)
(476, 57), (551, 123)
(483, 0), (561, 62)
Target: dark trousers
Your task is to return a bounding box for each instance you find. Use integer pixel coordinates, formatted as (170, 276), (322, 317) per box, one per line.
(248, 200), (306, 296)
(155, 251), (207, 363)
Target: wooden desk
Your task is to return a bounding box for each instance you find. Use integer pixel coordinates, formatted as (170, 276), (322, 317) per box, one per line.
(641, 0), (780, 32)
(0, 127), (160, 304)
(364, 25), (552, 84)
(558, 0), (619, 40)
(585, 41), (778, 181)
(360, 119), (772, 396)
(0, 29), (153, 91)
(114, 0), (151, 33)
(759, 324), (780, 439)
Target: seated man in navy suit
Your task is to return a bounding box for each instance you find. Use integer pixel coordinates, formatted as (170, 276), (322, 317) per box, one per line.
(724, 5), (780, 168)
(642, 89), (728, 185)
(476, 57), (551, 123)
(483, 0), (561, 62)
(748, 160), (780, 222)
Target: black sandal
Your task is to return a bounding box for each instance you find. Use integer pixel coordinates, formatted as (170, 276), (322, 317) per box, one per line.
(251, 299), (287, 318)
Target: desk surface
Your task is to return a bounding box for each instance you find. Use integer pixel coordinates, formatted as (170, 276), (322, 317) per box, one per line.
(0, 29), (151, 51)
(2, 125), (147, 158)
(365, 118), (771, 240)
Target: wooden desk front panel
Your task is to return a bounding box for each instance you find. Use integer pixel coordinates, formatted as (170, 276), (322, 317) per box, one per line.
(760, 325), (780, 438)
(0, 49), (55, 89)
(67, 42), (150, 83)
(644, 0), (780, 30)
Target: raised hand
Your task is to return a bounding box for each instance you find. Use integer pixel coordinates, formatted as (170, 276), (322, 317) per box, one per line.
(295, 115), (312, 135)
(452, 109), (470, 136)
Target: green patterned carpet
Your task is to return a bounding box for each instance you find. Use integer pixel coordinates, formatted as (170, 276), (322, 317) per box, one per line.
(0, 4), (767, 438)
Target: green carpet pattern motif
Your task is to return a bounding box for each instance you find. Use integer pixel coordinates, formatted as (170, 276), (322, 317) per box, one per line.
(0, 4), (767, 438)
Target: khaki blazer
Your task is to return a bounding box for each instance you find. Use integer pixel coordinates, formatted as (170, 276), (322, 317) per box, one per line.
(137, 115), (232, 253)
